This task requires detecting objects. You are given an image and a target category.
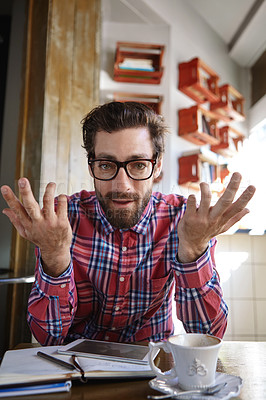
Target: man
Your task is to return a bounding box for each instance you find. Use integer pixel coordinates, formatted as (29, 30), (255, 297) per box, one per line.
(1, 102), (255, 346)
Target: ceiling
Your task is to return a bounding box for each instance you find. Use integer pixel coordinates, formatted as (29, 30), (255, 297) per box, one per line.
(102, 0), (266, 67)
(187, 0), (266, 67)
(2, 0), (265, 67)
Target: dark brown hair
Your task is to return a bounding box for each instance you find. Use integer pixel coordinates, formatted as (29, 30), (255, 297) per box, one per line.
(81, 101), (168, 159)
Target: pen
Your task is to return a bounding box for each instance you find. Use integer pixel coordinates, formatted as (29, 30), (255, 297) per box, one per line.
(37, 351), (87, 382)
(37, 351), (76, 371)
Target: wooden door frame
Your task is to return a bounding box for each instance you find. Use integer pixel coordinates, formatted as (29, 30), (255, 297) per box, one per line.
(6, 0), (49, 349)
(7, 0), (101, 349)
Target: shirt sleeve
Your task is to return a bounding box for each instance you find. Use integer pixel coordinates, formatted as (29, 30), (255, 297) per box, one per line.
(173, 238), (228, 338)
(27, 247), (78, 346)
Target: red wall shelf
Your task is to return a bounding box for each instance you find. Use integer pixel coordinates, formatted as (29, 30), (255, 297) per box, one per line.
(211, 125), (245, 156)
(178, 58), (220, 103)
(113, 92), (163, 114)
(178, 152), (229, 190)
(114, 42), (165, 84)
(178, 105), (220, 146)
(210, 84), (245, 122)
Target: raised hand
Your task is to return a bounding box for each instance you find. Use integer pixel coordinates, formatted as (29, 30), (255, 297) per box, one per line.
(177, 172), (256, 263)
(1, 178), (72, 277)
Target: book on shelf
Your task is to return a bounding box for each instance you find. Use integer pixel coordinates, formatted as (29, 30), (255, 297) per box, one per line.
(201, 114), (211, 135)
(118, 58), (154, 71)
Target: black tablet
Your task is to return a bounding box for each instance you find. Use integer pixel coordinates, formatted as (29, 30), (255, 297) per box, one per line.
(57, 339), (150, 365)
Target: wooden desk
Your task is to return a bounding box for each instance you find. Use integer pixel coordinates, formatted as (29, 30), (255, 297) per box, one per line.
(9, 341), (266, 400)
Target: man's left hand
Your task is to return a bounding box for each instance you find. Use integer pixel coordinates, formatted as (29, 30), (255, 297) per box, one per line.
(177, 172), (256, 263)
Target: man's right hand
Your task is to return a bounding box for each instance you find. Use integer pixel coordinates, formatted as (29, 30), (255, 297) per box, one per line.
(1, 177), (72, 277)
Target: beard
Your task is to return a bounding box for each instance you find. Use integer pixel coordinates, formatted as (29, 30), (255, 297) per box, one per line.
(95, 188), (152, 229)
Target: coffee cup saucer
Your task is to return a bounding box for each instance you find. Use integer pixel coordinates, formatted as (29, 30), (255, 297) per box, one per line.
(149, 372), (243, 399)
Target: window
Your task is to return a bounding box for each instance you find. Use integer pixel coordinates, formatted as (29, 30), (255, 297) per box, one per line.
(228, 118), (266, 234)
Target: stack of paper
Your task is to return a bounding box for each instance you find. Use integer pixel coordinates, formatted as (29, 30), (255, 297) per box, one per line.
(118, 58), (155, 71)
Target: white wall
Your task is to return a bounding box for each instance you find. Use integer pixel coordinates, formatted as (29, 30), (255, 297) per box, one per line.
(100, 0), (249, 196)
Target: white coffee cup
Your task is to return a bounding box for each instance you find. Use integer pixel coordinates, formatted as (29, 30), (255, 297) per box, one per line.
(149, 333), (222, 390)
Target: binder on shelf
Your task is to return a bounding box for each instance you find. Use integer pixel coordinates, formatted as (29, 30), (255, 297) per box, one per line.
(178, 58), (220, 103)
(114, 42), (165, 84)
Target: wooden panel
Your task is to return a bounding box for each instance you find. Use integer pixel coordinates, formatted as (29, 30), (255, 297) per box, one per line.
(41, 0), (100, 197)
(8, 0), (100, 350)
(8, 0), (49, 350)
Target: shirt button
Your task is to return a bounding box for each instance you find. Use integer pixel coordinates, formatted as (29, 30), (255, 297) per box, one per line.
(119, 277), (125, 282)
(175, 271), (180, 277)
(60, 283), (66, 288)
(122, 246), (127, 252)
(115, 306), (120, 311)
(111, 327), (116, 331)
(105, 335), (109, 340)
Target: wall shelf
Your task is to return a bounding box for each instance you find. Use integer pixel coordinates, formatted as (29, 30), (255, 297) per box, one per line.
(178, 58), (220, 103)
(113, 92), (163, 114)
(211, 125), (245, 157)
(114, 42), (165, 84)
(210, 84), (245, 122)
(178, 105), (220, 145)
(178, 150), (229, 191)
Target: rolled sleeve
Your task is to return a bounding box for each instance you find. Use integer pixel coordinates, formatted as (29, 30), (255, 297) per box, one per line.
(172, 239), (216, 288)
(36, 258), (73, 298)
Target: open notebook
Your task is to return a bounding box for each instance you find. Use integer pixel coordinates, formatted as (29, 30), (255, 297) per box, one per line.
(0, 342), (155, 387)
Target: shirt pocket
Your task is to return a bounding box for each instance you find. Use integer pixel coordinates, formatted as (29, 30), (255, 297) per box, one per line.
(123, 270), (174, 319)
(149, 271), (174, 293)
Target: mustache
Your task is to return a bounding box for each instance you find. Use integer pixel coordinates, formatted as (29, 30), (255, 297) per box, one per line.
(103, 192), (139, 201)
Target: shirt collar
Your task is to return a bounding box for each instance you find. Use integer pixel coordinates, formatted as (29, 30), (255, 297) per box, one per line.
(95, 195), (154, 236)
(95, 199), (115, 235)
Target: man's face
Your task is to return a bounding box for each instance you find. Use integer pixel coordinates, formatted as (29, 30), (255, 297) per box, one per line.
(90, 127), (162, 229)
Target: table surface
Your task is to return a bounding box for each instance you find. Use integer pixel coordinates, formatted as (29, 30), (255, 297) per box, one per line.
(6, 341), (266, 400)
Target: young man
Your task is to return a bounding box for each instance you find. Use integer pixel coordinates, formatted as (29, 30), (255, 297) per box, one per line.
(1, 102), (255, 346)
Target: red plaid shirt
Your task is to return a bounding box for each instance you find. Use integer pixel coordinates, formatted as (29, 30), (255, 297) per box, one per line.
(27, 191), (227, 345)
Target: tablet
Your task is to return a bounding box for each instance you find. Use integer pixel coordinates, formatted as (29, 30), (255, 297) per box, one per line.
(57, 339), (151, 365)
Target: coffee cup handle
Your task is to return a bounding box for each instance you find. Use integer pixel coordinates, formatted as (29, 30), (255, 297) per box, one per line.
(148, 341), (177, 380)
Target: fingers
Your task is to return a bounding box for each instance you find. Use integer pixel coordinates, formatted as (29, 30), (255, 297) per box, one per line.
(16, 178), (41, 220)
(198, 182), (212, 213)
(210, 172), (242, 218)
(56, 194), (68, 219)
(42, 182), (56, 219)
(223, 184), (256, 221)
(2, 208), (28, 238)
(1, 183), (32, 223)
(184, 194), (197, 216)
(221, 207), (251, 234)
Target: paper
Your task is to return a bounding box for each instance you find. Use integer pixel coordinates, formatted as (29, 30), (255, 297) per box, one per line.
(0, 345), (154, 386)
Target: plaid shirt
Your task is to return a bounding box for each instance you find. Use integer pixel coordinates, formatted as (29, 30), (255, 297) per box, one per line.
(27, 191), (227, 346)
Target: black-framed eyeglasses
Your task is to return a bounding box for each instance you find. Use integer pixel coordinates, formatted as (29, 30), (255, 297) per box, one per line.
(88, 155), (158, 181)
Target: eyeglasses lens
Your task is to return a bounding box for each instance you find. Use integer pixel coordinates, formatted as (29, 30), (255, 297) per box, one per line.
(91, 160), (154, 180)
